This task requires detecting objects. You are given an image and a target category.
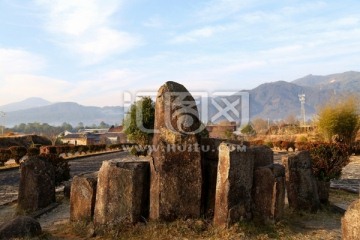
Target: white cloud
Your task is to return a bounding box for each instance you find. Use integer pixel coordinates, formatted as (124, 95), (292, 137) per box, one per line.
(0, 48), (45, 75)
(35, 0), (141, 64)
(0, 74), (71, 104)
(171, 24), (235, 43)
(198, 0), (254, 22)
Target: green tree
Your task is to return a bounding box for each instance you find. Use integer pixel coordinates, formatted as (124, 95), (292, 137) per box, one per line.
(241, 123), (256, 135)
(123, 97), (155, 145)
(317, 95), (360, 144)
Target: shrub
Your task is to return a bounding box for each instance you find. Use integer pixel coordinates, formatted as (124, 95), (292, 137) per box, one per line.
(129, 146), (138, 156)
(40, 146), (57, 155)
(0, 148), (11, 165)
(273, 140), (283, 150)
(108, 144), (121, 150)
(295, 142), (309, 151)
(39, 153), (70, 186)
(78, 145), (89, 155)
(9, 146), (27, 164)
(317, 96), (359, 144)
(264, 141), (274, 148)
(69, 145), (79, 155)
(27, 147), (40, 157)
(297, 135), (308, 143)
(280, 141), (295, 151)
(250, 139), (264, 146)
(301, 142), (350, 181)
(55, 146), (64, 155)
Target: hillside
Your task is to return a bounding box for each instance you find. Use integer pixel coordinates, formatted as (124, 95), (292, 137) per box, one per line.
(1, 71), (358, 126)
(4, 102), (123, 127)
(248, 81), (333, 120)
(0, 97), (51, 112)
(292, 71), (360, 93)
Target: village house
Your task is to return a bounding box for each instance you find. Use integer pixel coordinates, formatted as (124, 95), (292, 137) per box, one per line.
(59, 125), (127, 145)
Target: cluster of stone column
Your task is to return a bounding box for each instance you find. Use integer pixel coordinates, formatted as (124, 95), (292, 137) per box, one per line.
(70, 158), (150, 227)
(66, 81), (321, 230)
(18, 81), (357, 237)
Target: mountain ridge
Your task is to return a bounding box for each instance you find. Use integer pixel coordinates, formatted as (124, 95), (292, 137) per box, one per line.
(2, 102), (123, 127)
(0, 97), (51, 112)
(1, 71), (359, 126)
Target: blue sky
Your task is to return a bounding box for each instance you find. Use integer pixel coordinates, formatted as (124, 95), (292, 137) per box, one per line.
(0, 0), (360, 106)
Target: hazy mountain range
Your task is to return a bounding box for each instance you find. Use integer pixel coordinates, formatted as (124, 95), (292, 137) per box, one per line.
(0, 71), (359, 127)
(0, 100), (123, 127)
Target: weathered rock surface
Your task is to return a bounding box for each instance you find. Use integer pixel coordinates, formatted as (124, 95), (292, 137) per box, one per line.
(200, 138), (246, 218)
(252, 164), (285, 223)
(70, 172), (98, 222)
(94, 158), (150, 226)
(252, 145), (274, 168)
(150, 81), (203, 221)
(17, 156), (55, 213)
(342, 198), (360, 240)
(282, 151), (320, 212)
(213, 142), (254, 227)
(0, 216), (42, 239)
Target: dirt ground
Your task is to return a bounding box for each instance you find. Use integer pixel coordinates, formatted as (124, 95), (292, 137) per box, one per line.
(0, 154), (359, 239)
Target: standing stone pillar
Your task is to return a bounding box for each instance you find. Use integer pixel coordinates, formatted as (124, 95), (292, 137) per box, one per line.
(94, 159), (150, 226)
(282, 151), (320, 212)
(213, 142), (254, 227)
(17, 156), (55, 213)
(70, 172), (98, 222)
(150, 81), (203, 221)
(252, 164), (285, 223)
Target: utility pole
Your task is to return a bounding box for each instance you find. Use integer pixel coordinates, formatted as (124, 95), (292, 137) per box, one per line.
(0, 111), (5, 135)
(298, 94), (306, 126)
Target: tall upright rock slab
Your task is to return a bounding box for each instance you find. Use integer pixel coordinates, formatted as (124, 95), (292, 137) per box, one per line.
(252, 164), (285, 224)
(282, 151), (320, 212)
(70, 172), (98, 222)
(213, 142), (254, 227)
(150, 81), (203, 221)
(17, 156), (55, 213)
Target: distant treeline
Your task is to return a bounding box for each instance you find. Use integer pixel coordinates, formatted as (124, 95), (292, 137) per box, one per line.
(7, 121), (115, 136)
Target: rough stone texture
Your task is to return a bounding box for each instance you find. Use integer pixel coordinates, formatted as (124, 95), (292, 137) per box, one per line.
(252, 164), (285, 224)
(94, 159), (150, 226)
(282, 151), (320, 212)
(17, 156), (55, 213)
(342, 199), (360, 240)
(200, 138), (246, 218)
(150, 81), (203, 221)
(251, 145), (274, 168)
(0, 216), (42, 239)
(213, 142), (254, 227)
(317, 180), (330, 204)
(70, 172), (98, 222)
(63, 181), (71, 198)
